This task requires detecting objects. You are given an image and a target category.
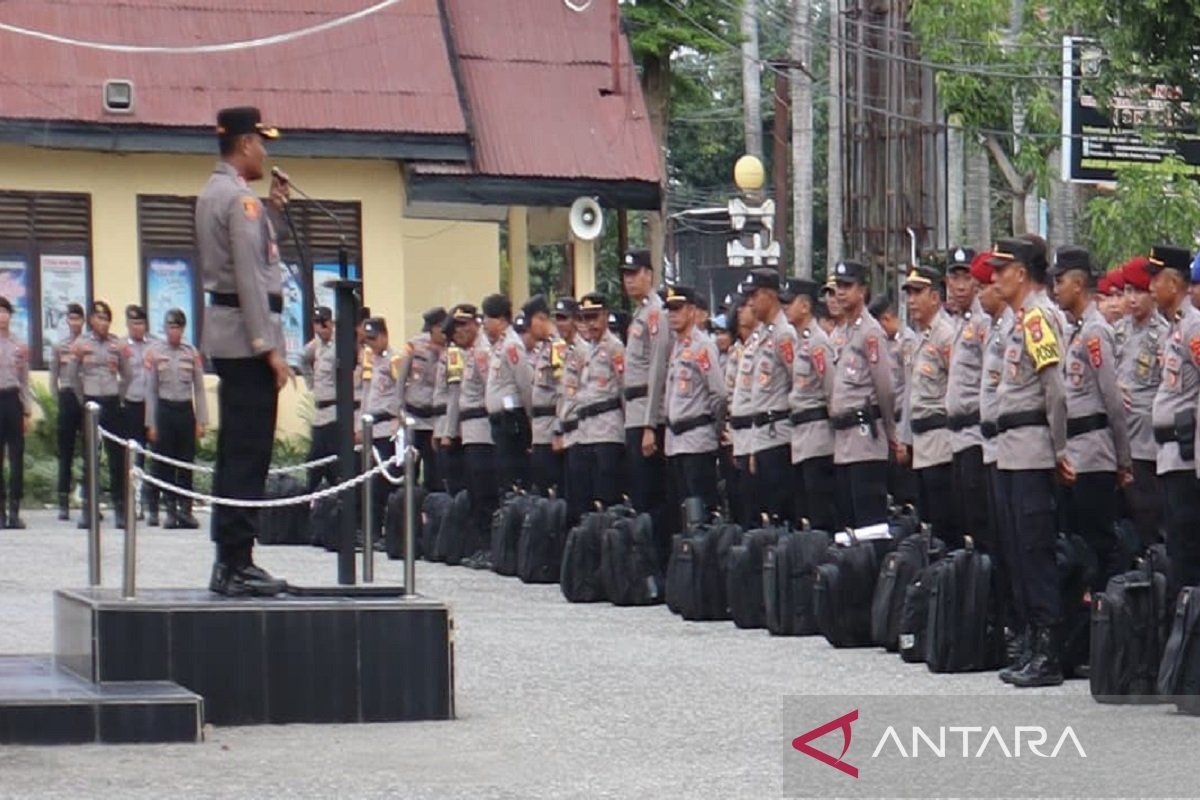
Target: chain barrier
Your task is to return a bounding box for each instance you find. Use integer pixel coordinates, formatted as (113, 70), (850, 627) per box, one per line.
(373, 445), (406, 486)
(97, 426), (342, 477)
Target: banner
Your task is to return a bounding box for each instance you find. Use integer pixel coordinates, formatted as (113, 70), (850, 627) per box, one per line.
(280, 261), (304, 367)
(0, 256), (31, 349)
(39, 254), (88, 360)
(146, 258), (196, 345)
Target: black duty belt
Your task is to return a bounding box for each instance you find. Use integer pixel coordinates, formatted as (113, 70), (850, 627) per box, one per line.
(831, 405), (882, 431)
(996, 410), (1048, 433)
(753, 409), (790, 427)
(209, 292), (283, 314)
(459, 407), (488, 422)
(562, 419), (580, 434)
(489, 409), (526, 424)
(948, 411), (981, 432)
(1067, 413), (1109, 439)
(910, 413), (949, 435)
(405, 403), (436, 419)
(578, 397), (622, 420)
(789, 407), (829, 426)
(729, 414), (754, 431)
(623, 385), (648, 401)
(159, 399), (192, 411)
(316, 399), (361, 410)
(981, 420), (998, 440)
(0, 387), (20, 398)
(668, 414), (714, 436)
(532, 405), (558, 418)
(368, 411), (396, 423)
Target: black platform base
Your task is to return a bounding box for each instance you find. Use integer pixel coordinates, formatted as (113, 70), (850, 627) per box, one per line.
(0, 655), (202, 744)
(54, 588), (455, 726)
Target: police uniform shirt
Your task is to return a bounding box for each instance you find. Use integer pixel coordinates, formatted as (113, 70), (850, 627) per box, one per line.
(1063, 302), (1131, 473)
(731, 330), (763, 458)
(788, 319), (835, 464)
(485, 325), (533, 416)
(979, 308), (1014, 466)
(396, 332), (440, 432)
(49, 331), (80, 392)
(946, 298), (991, 453)
(0, 333), (32, 415)
(1152, 302), (1200, 475)
(995, 297), (1068, 471)
(301, 336), (336, 428)
(68, 329), (130, 400)
(830, 323), (849, 356)
(904, 308), (956, 469)
(447, 333), (493, 446)
(578, 330), (625, 445)
(557, 338), (589, 449)
(1117, 312), (1167, 462)
(624, 294), (670, 429)
(433, 343), (462, 441)
(531, 337), (564, 446)
(145, 339), (209, 426)
(196, 161), (285, 359)
(123, 335), (155, 403)
(361, 348), (402, 440)
(1113, 316), (1129, 353)
(829, 311), (898, 464)
(749, 310), (797, 454)
(664, 327), (724, 456)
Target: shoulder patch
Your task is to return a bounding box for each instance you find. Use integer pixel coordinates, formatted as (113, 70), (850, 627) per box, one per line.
(1086, 336), (1102, 368)
(241, 196), (261, 221)
(1022, 307), (1061, 371)
(612, 350), (625, 374)
(1190, 335), (1200, 367)
(507, 343), (520, 365)
(696, 347), (711, 373)
(648, 309), (660, 336)
(779, 337), (794, 365)
(812, 347), (826, 375)
(866, 336), (880, 364)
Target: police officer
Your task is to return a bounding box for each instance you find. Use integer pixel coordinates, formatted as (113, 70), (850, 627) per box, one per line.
(899, 265), (958, 546)
(787, 279), (838, 530)
(121, 305), (158, 524)
(300, 306), (337, 491)
(445, 303), (495, 566)
(50, 302), (85, 520)
(619, 250), (670, 529)
(1118, 256), (1166, 548)
(482, 293), (532, 493)
(663, 286), (724, 520)
(554, 298), (589, 520)
(728, 289), (761, 526)
(1050, 246), (1132, 592)
(525, 296), (564, 495)
(68, 301), (131, 530)
(433, 309), (469, 495)
(0, 297), (30, 528)
(197, 106), (290, 596)
(146, 309), (208, 529)
(396, 306), (446, 491)
(359, 317), (401, 545)
(830, 261), (899, 528)
(1146, 244), (1200, 599)
(570, 293), (625, 510)
(870, 295), (918, 507)
(989, 238), (1068, 688)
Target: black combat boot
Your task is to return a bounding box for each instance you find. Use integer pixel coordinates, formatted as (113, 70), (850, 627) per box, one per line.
(176, 500), (199, 529)
(999, 625), (1033, 684)
(7, 502), (25, 530)
(1010, 625), (1064, 688)
(57, 493), (70, 521)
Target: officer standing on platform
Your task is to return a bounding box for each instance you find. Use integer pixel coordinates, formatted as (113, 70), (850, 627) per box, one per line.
(570, 293), (626, 510)
(1118, 256), (1166, 548)
(619, 250), (670, 530)
(68, 301), (131, 530)
(989, 238), (1068, 688)
(829, 261), (898, 527)
(300, 306), (337, 491)
(196, 106), (290, 596)
(0, 297), (30, 528)
(358, 317), (401, 545)
(145, 309), (208, 529)
(122, 305), (158, 525)
(1050, 246), (1132, 592)
(445, 304), (495, 566)
(899, 265), (958, 546)
(1146, 244), (1200, 599)
(482, 293), (533, 493)
(786, 279), (838, 530)
(396, 306), (446, 491)
(51, 302), (85, 520)
(663, 286), (724, 519)
(525, 296), (564, 495)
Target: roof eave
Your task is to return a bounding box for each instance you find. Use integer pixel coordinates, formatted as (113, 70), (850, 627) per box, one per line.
(407, 171), (661, 211)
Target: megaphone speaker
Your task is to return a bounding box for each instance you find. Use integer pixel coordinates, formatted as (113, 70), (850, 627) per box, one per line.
(569, 197), (604, 242)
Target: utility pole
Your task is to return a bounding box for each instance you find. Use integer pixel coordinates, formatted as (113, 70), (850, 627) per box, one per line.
(742, 0), (763, 159)
(791, 0), (813, 278)
(826, 0), (844, 271)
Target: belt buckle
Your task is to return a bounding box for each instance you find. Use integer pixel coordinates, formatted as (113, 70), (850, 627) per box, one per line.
(856, 409), (869, 437)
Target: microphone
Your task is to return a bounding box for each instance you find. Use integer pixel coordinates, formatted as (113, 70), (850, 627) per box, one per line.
(271, 167), (346, 242)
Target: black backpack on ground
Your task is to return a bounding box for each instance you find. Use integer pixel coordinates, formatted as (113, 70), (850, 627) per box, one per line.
(434, 489), (473, 566)
(384, 485), (427, 560)
(1090, 556), (1170, 703)
(490, 492), (534, 576)
(309, 491), (344, 552)
(887, 503), (921, 541)
(561, 511), (612, 602)
(600, 512), (662, 606)
(421, 492), (452, 561)
(814, 537), (880, 648)
(898, 569), (935, 663)
(517, 495), (569, 583)
(1157, 585), (1200, 715)
(1057, 533), (1099, 679)
(764, 528), (834, 636)
(258, 474), (312, 545)
(726, 526), (783, 629)
(924, 537), (1005, 673)
(666, 520), (741, 621)
(871, 530), (946, 651)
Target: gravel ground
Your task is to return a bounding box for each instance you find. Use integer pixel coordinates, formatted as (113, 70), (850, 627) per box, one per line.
(0, 510), (1092, 799)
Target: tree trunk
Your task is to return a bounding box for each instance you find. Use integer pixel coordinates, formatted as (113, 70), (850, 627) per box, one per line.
(964, 138), (991, 246)
(741, 0), (763, 160)
(946, 115), (964, 246)
(791, 0), (813, 278)
(1048, 149), (1075, 248)
(826, 0), (844, 270)
(641, 52), (670, 283)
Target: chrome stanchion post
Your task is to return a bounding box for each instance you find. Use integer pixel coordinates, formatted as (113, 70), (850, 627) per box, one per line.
(122, 440), (138, 600)
(84, 401), (101, 587)
(361, 414), (375, 584)
(403, 415), (417, 599)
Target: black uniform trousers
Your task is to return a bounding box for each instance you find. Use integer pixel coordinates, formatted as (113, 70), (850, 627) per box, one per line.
(1126, 459), (1163, 549)
(626, 425), (665, 522)
(835, 460), (888, 528)
(718, 445), (740, 522)
(1160, 470), (1200, 601)
(306, 421), (338, 492)
(568, 442), (624, 520)
(210, 358), (278, 563)
(370, 436), (395, 540)
(0, 389), (24, 511)
(985, 463), (1015, 629)
(668, 452), (720, 526)
(916, 462), (957, 549)
(1062, 471), (1123, 594)
(994, 468), (1061, 628)
(530, 444), (564, 497)
(732, 455), (758, 528)
(83, 395), (125, 520)
(436, 438), (466, 495)
(411, 428), (436, 492)
(123, 400), (157, 515)
(491, 410), (531, 493)
(793, 455), (838, 532)
(952, 445), (992, 552)
(56, 388), (82, 498)
(154, 399), (196, 511)
(887, 450), (919, 506)
(752, 445), (793, 525)
(464, 443), (498, 553)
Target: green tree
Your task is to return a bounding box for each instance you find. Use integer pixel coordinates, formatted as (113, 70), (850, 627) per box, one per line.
(1082, 157), (1200, 268)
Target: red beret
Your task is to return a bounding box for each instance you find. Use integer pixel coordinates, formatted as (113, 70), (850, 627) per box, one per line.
(969, 250), (994, 285)
(1104, 268), (1125, 295)
(1097, 275), (1110, 296)
(1121, 256), (1152, 291)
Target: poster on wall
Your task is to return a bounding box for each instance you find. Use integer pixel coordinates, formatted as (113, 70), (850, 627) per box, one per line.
(280, 261), (304, 368)
(0, 257), (31, 349)
(313, 262), (359, 316)
(146, 258), (196, 346)
(39, 254), (88, 361)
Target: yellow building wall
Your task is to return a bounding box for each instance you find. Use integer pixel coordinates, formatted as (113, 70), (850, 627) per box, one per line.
(0, 144), (499, 439)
